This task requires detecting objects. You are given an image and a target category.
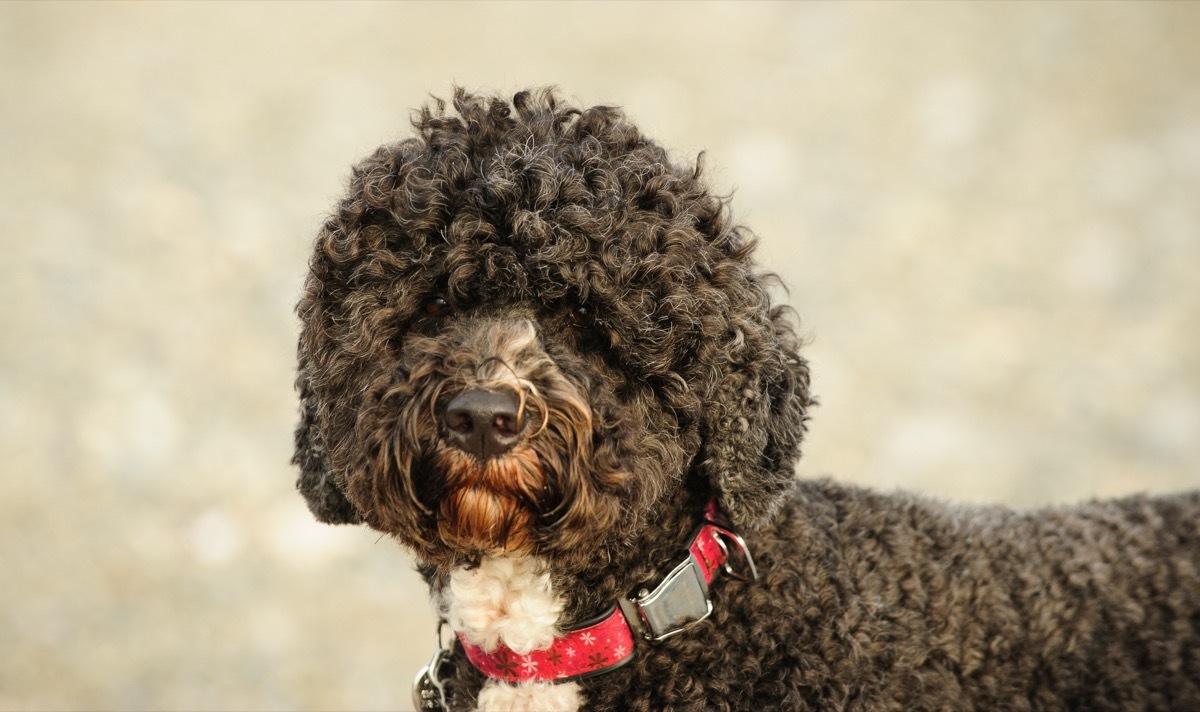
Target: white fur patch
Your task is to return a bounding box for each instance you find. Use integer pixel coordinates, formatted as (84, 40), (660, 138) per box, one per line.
(445, 555), (563, 655)
(443, 555), (583, 712)
(476, 680), (583, 712)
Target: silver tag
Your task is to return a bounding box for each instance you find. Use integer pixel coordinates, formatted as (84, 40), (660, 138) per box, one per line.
(412, 659), (446, 711)
(412, 620), (451, 711)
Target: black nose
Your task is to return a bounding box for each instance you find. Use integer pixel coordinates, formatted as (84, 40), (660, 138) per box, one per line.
(443, 388), (522, 458)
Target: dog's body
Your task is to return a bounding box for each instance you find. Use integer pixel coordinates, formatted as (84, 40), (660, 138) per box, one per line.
(295, 89), (1200, 711)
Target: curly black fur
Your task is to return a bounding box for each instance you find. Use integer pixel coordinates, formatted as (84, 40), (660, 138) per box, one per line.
(296, 88), (1200, 710)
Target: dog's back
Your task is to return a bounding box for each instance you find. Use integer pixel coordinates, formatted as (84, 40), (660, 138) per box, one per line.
(582, 483), (1200, 711)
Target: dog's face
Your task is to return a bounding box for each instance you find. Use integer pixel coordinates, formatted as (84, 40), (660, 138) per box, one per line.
(348, 309), (648, 562)
(294, 89), (813, 569)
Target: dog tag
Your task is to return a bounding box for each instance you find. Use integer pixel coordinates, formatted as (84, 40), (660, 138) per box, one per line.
(412, 620), (452, 711)
(412, 657), (447, 711)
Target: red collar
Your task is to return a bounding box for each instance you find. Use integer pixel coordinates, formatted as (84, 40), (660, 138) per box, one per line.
(456, 501), (756, 684)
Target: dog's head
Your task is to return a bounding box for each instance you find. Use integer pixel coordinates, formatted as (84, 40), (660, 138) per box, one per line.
(294, 88), (813, 568)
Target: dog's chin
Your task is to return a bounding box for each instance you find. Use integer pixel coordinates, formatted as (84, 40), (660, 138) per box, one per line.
(433, 446), (549, 555)
(439, 487), (538, 554)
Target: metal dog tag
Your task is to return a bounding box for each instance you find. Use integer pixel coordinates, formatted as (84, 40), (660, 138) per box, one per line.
(412, 621), (452, 711)
(412, 660), (446, 711)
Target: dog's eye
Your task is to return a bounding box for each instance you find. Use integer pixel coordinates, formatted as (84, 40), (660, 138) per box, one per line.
(422, 296), (452, 318)
(564, 304), (591, 329)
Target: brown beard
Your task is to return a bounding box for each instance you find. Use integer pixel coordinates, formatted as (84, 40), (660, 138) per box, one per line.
(435, 444), (548, 553)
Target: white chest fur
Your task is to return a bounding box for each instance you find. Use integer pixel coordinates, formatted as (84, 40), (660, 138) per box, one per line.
(442, 555), (583, 712)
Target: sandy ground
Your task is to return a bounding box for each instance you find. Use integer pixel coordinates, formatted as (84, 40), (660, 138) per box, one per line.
(1, 2), (1198, 710)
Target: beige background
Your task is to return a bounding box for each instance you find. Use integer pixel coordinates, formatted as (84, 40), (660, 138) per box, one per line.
(2, 2), (1198, 710)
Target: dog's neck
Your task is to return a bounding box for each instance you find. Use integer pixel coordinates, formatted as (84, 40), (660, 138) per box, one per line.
(550, 486), (713, 627)
(435, 498), (706, 642)
(441, 554), (563, 656)
(432, 491), (722, 710)
(437, 554), (580, 710)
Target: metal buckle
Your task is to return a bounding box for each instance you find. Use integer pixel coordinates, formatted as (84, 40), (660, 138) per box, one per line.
(619, 553), (713, 642)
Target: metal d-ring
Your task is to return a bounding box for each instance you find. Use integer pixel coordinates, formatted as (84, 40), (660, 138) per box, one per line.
(711, 526), (759, 582)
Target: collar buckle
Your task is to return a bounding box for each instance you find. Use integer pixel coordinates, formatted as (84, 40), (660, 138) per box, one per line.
(618, 552), (713, 642)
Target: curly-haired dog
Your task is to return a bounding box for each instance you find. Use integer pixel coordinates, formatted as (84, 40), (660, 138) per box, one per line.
(294, 88), (1200, 711)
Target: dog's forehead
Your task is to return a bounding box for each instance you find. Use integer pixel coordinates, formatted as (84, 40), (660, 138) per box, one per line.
(404, 221), (723, 309)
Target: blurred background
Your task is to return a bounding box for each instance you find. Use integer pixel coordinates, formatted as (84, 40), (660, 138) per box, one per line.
(2, 2), (1198, 709)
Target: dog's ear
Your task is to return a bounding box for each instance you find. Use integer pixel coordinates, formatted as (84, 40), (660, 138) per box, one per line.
(697, 293), (812, 532)
(294, 365), (362, 525)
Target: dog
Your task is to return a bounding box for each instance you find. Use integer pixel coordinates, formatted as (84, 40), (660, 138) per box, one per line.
(294, 88), (1200, 711)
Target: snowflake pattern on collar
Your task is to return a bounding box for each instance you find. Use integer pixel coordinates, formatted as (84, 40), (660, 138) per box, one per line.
(457, 609), (635, 683)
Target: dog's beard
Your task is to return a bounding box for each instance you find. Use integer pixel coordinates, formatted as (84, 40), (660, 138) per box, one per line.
(354, 382), (598, 559)
(435, 444), (548, 554)
(356, 392), (627, 563)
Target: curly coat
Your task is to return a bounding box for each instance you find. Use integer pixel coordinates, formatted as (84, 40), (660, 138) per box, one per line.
(295, 88), (1200, 710)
